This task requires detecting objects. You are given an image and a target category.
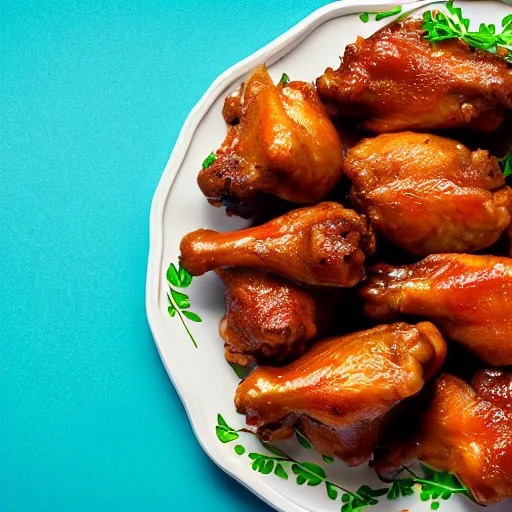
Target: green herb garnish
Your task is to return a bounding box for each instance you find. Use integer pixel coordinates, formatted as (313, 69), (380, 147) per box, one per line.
(360, 6), (402, 23)
(422, 2), (512, 59)
(201, 152), (216, 169)
(499, 152), (512, 179)
(278, 72), (290, 86)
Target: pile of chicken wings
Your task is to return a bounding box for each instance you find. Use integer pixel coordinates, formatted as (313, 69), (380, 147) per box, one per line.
(179, 17), (512, 506)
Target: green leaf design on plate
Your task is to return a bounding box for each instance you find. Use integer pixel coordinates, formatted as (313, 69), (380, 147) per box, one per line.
(326, 482), (338, 500)
(166, 263), (180, 287)
(182, 310), (202, 322)
(215, 414), (239, 444)
(177, 265), (193, 288)
(214, 409), (472, 510)
(387, 478), (416, 500)
(359, 6), (401, 23)
(274, 463), (288, 480)
(170, 288), (190, 309)
(165, 262), (199, 347)
(294, 428), (312, 449)
(291, 462), (325, 486)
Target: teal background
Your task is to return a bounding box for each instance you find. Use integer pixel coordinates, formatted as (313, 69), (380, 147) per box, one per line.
(1, 1), (326, 510)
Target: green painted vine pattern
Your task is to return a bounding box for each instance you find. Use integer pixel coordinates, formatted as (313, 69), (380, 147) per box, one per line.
(166, 263), (202, 348)
(359, 6), (402, 23)
(359, 2), (512, 63)
(215, 414), (472, 511)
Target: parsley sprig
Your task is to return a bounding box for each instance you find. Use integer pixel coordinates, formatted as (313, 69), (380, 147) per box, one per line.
(422, 2), (512, 59)
(202, 152), (216, 169)
(499, 151), (512, 179)
(278, 72), (290, 86)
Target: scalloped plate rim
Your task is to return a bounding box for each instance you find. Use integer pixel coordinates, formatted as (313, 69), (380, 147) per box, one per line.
(146, 1), (511, 511)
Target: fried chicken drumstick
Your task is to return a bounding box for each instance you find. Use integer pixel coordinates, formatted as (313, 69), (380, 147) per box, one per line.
(216, 267), (335, 367)
(316, 18), (512, 133)
(344, 132), (512, 255)
(198, 65), (343, 217)
(180, 202), (375, 287)
(373, 373), (512, 505)
(360, 254), (512, 366)
(235, 322), (446, 466)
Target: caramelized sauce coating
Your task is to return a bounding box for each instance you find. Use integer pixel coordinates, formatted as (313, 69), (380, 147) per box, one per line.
(198, 65), (343, 217)
(360, 254), (512, 366)
(373, 374), (512, 505)
(235, 322), (446, 466)
(344, 132), (512, 255)
(316, 18), (512, 133)
(216, 267), (335, 367)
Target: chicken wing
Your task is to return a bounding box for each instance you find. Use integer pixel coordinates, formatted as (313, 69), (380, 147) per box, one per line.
(235, 322), (446, 466)
(360, 254), (512, 366)
(344, 132), (512, 255)
(472, 369), (512, 412)
(180, 202), (375, 287)
(373, 374), (512, 505)
(198, 65), (343, 217)
(216, 267), (335, 367)
(316, 18), (512, 133)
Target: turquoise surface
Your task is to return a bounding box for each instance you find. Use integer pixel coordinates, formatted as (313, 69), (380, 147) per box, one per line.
(2, 1), (327, 510)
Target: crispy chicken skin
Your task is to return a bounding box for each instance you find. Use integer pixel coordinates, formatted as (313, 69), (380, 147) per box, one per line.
(344, 132), (512, 255)
(216, 267), (334, 367)
(316, 18), (512, 133)
(235, 322), (446, 466)
(179, 202), (376, 287)
(373, 374), (512, 505)
(198, 65), (343, 217)
(472, 369), (512, 412)
(360, 254), (512, 366)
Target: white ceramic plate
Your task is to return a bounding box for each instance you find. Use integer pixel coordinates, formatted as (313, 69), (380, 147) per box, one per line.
(146, 1), (512, 511)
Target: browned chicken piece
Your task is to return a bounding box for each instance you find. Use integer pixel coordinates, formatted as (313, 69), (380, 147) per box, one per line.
(344, 132), (512, 255)
(198, 65), (344, 218)
(235, 322), (446, 466)
(215, 267), (335, 367)
(180, 202), (375, 287)
(506, 223), (512, 257)
(373, 374), (512, 505)
(316, 18), (512, 133)
(472, 369), (512, 412)
(360, 254), (512, 366)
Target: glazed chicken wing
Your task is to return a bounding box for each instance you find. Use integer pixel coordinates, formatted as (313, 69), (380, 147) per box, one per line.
(360, 254), (512, 366)
(316, 18), (512, 133)
(216, 267), (335, 367)
(235, 322), (446, 466)
(373, 374), (512, 505)
(198, 65), (343, 217)
(472, 369), (512, 412)
(344, 132), (512, 255)
(180, 202), (375, 287)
